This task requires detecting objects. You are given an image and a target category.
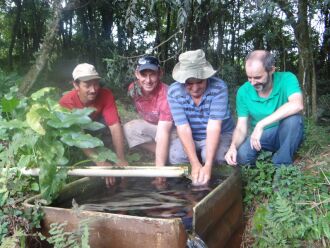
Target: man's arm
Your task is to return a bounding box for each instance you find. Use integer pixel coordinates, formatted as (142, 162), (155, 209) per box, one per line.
(155, 121), (172, 167)
(225, 117), (249, 165)
(109, 122), (128, 166)
(250, 93), (303, 151)
(152, 120), (172, 187)
(176, 124), (203, 184)
(198, 119), (222, 184)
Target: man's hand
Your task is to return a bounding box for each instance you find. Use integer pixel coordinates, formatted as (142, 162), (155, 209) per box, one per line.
(197, 165), (212, 186)
(96, 161), (116, 187)
(190, 162), (211, 186)
(116, 159), (129, 167)
(225, 146), (238, 166)
(190, 161), (203, 185)
(250, 123), (264, 151)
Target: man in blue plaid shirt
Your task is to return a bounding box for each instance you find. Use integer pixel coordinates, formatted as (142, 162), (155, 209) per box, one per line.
(167, 49), (234, 186)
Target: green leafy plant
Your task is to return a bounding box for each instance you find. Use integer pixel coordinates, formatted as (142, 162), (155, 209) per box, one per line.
(104, 54), (135, 89)
(0, 86), (115, 203)
(0, 229), (26, 248)
(42, 221), (90, 248)
(241, 162), (276, 205)
(244, 164), (330, 247)
(0, 85), (117, 244)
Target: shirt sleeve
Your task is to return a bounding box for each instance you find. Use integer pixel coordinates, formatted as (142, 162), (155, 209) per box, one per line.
(167, 84), (188, 126)
(285, 72), (302, 97)
(236, 86), (249, 117)
(101, 89), (121, 126)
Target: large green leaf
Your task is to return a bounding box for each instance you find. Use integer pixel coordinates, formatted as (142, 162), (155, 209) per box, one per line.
(12, 130), (39, 148)
(94, 147), (117, 163)
(81, 121), (104, 131)
(17, 155), (34, 168)
(1, 97), (20, 113)
(0, 191), (9, 207)
(26, 104), (47, 135)
(39, 162), (67, 203)
(47, 108), (95, 128)
(60, 132), (103, 148)
(0, 119), (28, 129)
(30, 87), (55, 101)
(37, 139), (66, 165)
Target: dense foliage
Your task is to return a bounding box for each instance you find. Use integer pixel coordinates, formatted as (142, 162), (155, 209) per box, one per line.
(242, 164), (330, 247)
(0, 72), (116, 246)
(0, 86), (116, 203)
(0, 0), (329, 118)
(241, 122), (330, 247)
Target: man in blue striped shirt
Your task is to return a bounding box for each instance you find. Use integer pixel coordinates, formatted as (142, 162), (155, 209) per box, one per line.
(167, 49), (235, 186)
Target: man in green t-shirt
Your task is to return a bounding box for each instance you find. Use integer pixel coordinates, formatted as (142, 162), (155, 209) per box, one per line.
(225, 50), (304, 166)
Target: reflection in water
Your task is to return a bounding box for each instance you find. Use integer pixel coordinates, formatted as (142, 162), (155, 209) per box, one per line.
(68, 177), (224, 231)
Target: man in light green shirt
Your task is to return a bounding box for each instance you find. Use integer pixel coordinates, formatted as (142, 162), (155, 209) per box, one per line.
(225, 50), (304, 166)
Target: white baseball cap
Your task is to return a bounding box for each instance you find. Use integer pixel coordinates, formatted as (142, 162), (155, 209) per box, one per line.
(72, 63), (101, 81)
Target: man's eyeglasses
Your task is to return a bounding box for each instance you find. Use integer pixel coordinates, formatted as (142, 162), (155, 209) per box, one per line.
(137, 56), (160, 67)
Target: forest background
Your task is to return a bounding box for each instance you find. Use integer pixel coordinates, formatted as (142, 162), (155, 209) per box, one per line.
(1, 0), (329, 118)
(0, 0), (329, 247)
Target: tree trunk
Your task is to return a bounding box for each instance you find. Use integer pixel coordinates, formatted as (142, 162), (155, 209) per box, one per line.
(185, 1), (195, 50)
(319, 2), (330, 78)
(275, 0), (317, 121)
(87, 4), (97, 64)
(197, 0), (210, 49)
(18, 0), (62, 96)
(153, 2), (162, 56)
(216, 2), (225, 69)
(8, 0), (22, 70)
(163, 2), (171, 72)
(100, 1), (114, 39)
(295, 0), (317, 120)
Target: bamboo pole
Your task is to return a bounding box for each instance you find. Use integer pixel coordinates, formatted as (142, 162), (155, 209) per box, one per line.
(21, 166), (189, 178)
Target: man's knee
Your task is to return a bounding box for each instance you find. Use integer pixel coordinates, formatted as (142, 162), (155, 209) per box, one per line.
(237, 140), (257, 165)
(280, 114), (303, 128)
(168, 139), (188, 164)
(124, 120), (140, 135)
(279, 114), (304, 146)
(124, 119), (154, 138)
(123, 120), (155, 148)
(169, 151), (188, 164)
(237, 151), (253, 165)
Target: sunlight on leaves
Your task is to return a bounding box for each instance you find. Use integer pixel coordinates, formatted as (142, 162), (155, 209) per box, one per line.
(26, 104), (47, 135)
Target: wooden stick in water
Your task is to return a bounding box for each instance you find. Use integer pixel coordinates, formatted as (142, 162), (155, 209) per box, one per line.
(21, 166), (189, 178)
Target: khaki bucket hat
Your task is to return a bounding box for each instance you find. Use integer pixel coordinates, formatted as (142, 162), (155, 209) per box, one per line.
(72, 63), (101, 81)
(172, 49), (216, 83)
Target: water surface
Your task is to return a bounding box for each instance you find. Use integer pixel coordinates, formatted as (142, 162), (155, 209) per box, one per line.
(57, 176), (226, 230)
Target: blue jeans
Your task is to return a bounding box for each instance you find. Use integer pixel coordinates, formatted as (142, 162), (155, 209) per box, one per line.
(237, 114), (304, 166)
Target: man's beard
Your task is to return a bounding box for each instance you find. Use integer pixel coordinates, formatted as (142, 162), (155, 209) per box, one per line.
(254, 73), (272, 92)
